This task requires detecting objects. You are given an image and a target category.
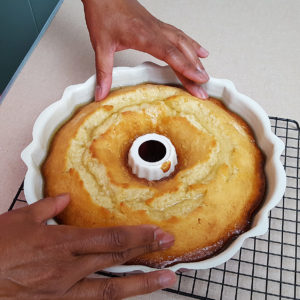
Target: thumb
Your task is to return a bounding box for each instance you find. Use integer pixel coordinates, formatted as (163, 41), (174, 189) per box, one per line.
(94, 47), (114, 101)
(26, 194), (70, 223)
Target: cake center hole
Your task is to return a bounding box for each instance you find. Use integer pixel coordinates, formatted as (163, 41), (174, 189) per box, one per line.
(138, 140), (166, 162)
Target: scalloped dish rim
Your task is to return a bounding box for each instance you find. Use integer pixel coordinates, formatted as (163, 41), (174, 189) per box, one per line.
(21, 62), (286, 273)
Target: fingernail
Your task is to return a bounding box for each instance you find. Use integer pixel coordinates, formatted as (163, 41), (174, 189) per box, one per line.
(199, 46), (209, 57)
(139, 224), (159, 231)
(56, 193), (69, 200)
(196, 67), (209, 81)
(197, 87), (208, 99)
(140, 224), (158, 229)
(95, 85), (102, 101)
(54, 194), (70, 210)
(154, 228), (174, 249)
(158, 270), (177, 288)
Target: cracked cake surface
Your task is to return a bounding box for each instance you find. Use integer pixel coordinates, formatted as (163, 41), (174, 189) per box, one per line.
(42, 84), (265, 268)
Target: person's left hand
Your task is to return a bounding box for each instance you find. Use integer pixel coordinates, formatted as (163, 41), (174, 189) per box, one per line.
(82, 0), (209, 101)
(0, 194), (176, 299)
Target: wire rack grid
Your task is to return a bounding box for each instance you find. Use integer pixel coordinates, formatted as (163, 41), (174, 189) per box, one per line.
(8, 117), (300, 300)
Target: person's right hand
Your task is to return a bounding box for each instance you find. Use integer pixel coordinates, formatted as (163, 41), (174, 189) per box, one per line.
(0, 194), (176, 299)
(82, 0), (209, 101)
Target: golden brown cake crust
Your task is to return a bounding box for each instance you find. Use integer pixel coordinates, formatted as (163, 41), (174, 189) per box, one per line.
(42, 84), (265, 268)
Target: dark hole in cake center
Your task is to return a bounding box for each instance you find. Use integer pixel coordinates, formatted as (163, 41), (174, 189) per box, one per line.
(138, 140), (166, 162)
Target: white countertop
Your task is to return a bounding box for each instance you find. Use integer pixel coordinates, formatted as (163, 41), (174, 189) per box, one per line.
(0, 0), (299, 299)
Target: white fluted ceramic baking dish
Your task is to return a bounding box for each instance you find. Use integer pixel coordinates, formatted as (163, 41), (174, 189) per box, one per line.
(21, 62), (286, 273)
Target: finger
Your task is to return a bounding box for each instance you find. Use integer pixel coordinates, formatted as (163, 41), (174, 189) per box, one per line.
(173, 37), (208, 79)
(164, 24), (209, 58)
(145, 40), (209, 84)
(193, 40), (209, 58)
(25, 194), (70, 223)
(175, 71), (208, 99)
(166, 29), (203, 67)
(173, 36), (208, 73)
(94, 44), (114, 101)
(162, 28), (209, 79)
(63, 270), (177, 299)
(59, 225), (174, 255)
(72, 238), (174, 278)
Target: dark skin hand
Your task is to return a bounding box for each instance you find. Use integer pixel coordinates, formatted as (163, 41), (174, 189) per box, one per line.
(0, 194), (176, 299)
(1, 1), (210, 298)
(82, 0), (210, 101)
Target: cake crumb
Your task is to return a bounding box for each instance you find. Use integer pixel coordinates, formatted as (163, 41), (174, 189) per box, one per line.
(102, 105), (114, 111)
(161, 161), (171, 173)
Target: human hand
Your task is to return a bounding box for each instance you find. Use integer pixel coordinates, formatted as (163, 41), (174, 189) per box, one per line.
(0, 194), (176, 299)
(82, 0), (209, 101)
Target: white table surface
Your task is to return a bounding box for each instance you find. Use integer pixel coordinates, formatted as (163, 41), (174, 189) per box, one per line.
(0, 0), (299, 299)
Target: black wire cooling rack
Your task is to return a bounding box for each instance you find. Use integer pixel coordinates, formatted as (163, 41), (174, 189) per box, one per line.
(8, 117), (300, 300)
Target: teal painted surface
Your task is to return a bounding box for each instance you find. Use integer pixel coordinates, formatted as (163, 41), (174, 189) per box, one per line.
(0, 0), (64, 103)
(29, 0), (60, 31)
(0, 0), (59, 95)
(0, 0), (38, 94)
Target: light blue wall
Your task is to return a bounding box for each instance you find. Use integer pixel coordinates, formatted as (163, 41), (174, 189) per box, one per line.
(0, 0), (60, 94)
